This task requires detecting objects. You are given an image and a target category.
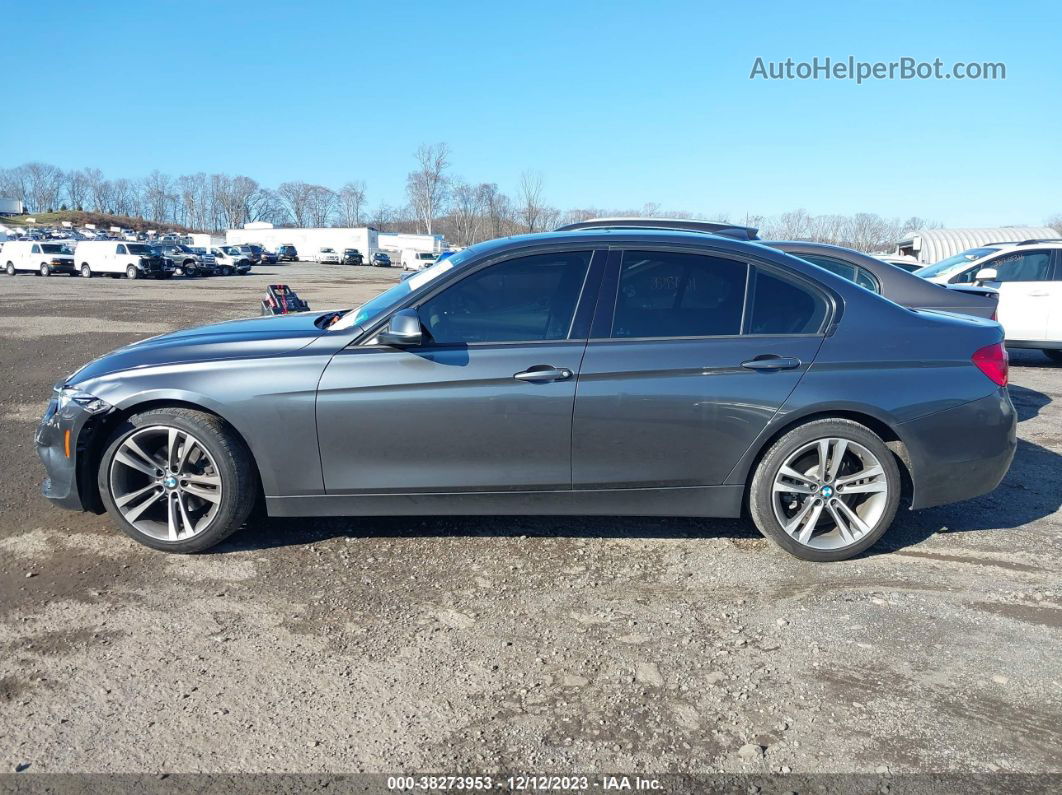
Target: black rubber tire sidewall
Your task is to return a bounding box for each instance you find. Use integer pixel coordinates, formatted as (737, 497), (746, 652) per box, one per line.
(749, 418), (901, 562)
(97, 408), (257, 553)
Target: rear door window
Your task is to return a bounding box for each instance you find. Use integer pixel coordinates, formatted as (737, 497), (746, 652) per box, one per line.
(988, 250), (1054, 282)
(610, 251), (748, 338)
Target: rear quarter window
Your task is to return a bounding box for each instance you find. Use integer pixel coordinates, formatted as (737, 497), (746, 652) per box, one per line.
(748, 268), (829, 335)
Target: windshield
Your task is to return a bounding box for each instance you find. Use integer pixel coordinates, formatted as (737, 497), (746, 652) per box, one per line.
(329, 248), (481, 332)
(914, 247), (998, 279)
(42, 244), (72, 254)
(322, 248), (335, 253)
(417, 252), (435, 260)
(127, 244), (152, 255)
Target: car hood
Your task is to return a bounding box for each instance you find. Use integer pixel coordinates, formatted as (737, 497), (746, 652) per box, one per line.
(68, 312), (332, 384)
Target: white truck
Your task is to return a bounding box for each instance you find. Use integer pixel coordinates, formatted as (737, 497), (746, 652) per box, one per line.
(2, 240), (77, 276)
(73, 240), (174, 279)
(401, 249), (438, 271)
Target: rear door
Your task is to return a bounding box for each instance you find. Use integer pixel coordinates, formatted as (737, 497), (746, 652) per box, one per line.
(982, 248), (1055, 341)
(1041, 251), (1062, 345)
(572, 248), (830, 489)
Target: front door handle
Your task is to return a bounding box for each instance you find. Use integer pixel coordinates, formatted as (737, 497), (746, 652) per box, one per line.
(741, 356), (802, 371)
(514, 366), (573, 382)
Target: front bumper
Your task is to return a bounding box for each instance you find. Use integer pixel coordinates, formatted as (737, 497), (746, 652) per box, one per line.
(35, 392), (113, 512)
(901, 388), (1017, 509)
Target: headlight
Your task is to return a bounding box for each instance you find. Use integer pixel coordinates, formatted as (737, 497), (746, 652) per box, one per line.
(55, 386), (111, 414)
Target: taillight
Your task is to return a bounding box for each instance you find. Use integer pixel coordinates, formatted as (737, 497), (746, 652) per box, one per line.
(972, 342), (1008, 387)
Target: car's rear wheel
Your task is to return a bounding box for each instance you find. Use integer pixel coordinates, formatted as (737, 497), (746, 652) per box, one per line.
(749, 418), (901, 561)
(126, 265), (138, 280)
(80, 264), (92, 278)
(98, 408), (257, 553)
(39, 263), (51, 276)
(1043, 349), (1062, 364)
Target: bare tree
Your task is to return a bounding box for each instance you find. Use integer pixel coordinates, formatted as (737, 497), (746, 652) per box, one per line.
(517, 170), (549, 233)
(277, 181), (315, 227)
(337, 181), (367, 227)
(1047, 214), (1062, 235)
(65, 169), (91, 211)
(24, 162), (64, 212)
(479, 183), (513, 240)
(141, 170), (175, 223)
(406, 142), (450, 234)
(448, 179), (485, 245)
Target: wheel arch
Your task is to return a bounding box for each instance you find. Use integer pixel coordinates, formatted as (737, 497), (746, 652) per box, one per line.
(726, 405), (914, 508)
(75, 395), (265, 515)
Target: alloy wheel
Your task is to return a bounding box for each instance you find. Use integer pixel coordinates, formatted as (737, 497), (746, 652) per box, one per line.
(771, 437), (889, 550)
(108, 426), (223, 542)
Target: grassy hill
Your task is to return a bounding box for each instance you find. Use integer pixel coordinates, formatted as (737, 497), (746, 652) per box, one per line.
(1, 210), (196, 233)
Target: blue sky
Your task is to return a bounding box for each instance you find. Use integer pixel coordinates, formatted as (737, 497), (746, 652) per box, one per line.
(3, 0), (1059, 225)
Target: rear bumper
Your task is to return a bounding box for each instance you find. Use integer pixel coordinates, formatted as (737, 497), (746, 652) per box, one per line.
(901, 388), (1016, 509)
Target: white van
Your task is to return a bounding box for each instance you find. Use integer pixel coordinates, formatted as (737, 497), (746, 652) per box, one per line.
(402, 249), (437, 271)
(74, 240), (175, 279)
(2, 240), (77, 276)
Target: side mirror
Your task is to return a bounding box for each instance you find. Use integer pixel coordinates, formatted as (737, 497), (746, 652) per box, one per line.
(377, 308), (423, 346)
(974, 267), (998, 283)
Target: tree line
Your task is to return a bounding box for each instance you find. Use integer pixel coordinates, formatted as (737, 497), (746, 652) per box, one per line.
(8, 147), (1048, 253)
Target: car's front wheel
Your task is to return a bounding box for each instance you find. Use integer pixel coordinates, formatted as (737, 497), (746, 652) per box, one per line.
(39, 263), (51, 276)
(749, 418), (901, 561)
(126, 265), (138, 279)
(80, 264), (92, 278)
(98, 408), (257, 553)
(5, 262), (15, 276)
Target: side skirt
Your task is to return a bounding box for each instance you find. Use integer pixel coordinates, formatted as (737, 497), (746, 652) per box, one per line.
(266, 485), (745, 518)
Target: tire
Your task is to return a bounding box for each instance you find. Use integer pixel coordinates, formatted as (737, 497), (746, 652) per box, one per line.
(126, 265), (138, 280)
(183, 261), (198, 277)
(1043, 349), (1062, 364)
(97, 408), (257, 553)
(39, 263), (51, 277)
(81, 264), (92, 278)
(749, 418), (901, 562)
(5, 262), (14, 276)
(222, 266), (233, 276)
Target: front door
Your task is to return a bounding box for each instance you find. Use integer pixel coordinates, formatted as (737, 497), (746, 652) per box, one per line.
(317, 249), (600, 494)
(573, 249), (829, 489)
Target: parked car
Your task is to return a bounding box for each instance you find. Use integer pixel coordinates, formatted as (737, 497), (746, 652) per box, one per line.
(258, 249), (278, 265)
(764, 241), (998, 320)
(233, 245), (262, 263)
(276, 244), (299, 262)
(370, 252), (392, 268)
(154, 244), (218, 277)
(3, 240), (77, 276)
(37, 221), (1015, 560)
(74, 241), (174, 279)
(402, 250), (437, 270)
(914, 240), (1062, 362)
(876, 254), (923, 272)
(315, 247), (341, 264)
(342, 248), (365, 265)
(210, 247), (253, 275)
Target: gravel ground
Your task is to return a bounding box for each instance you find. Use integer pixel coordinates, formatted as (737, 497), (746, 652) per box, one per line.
(0, 262), (1059, 777)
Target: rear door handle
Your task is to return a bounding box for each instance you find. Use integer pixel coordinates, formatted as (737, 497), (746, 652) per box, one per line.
(514, 366), (573, 382)
(741, 356), (802, 371)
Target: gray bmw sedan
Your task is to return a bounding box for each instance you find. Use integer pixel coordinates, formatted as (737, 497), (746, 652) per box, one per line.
(36, 222), (1016, 561)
